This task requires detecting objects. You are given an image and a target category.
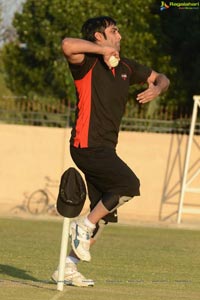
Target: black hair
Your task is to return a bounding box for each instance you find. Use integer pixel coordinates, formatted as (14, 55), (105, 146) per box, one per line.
(81, 16), (116, 42)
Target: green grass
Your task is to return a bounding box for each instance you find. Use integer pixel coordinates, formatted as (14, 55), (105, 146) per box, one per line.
(0, 217), (199, 300)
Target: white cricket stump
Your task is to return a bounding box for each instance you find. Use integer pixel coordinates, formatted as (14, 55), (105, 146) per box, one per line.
(57, 217), (70, 291)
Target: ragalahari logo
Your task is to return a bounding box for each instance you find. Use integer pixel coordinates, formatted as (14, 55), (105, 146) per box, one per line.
(160, 1), (170, 11)
(160, 1), (199, 10)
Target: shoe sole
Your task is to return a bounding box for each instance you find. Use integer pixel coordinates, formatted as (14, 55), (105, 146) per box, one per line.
(51, 274), (94, 287)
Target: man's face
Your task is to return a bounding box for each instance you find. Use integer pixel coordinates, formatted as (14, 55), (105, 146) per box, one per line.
(101, 25), (122, 51)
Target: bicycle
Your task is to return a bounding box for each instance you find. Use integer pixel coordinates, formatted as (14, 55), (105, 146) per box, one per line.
(27, 176), (59, 215)
(10, 193), (29, 215)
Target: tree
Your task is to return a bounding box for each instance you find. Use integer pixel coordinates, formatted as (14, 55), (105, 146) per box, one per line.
(2, 0), (73, 100)
(151, 2), (200, 113)
(1, 0), (169, 104)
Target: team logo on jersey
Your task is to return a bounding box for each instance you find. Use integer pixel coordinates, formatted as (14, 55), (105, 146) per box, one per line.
(121, 74), (127, 80)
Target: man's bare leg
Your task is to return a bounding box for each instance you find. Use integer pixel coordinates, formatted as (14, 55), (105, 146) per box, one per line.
(87, 200), (109, 224)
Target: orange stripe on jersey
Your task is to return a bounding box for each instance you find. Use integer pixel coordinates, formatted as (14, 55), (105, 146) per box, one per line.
(73, 69), (92, 148)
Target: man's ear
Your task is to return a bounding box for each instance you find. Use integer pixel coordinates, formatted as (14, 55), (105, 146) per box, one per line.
(94, 32), (104, 42)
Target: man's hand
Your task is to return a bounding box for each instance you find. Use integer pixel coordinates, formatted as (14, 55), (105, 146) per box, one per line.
(102, 46), (120, 69)
(136, 83), (161, 104)
(136, 72), (170, 104)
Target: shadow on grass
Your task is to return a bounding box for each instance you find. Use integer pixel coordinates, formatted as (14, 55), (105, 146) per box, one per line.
(0, 264), (55, 290)
(0, 264), (39, 281)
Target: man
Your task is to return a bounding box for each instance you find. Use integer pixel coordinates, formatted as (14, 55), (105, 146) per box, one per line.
(52, 16), (170, 286)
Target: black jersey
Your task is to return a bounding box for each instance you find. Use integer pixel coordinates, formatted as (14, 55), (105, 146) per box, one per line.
(69, 54), (151, 149)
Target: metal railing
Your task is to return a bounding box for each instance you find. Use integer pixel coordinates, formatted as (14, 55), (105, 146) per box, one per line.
(0, 98), (200, 134)
(120, 117), (200, 134)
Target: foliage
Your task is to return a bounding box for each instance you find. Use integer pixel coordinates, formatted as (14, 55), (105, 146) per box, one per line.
(0, 55), (14, 100)
(0, 0), (199, 113)
(0, 0), (164, 104)
(150, 2), (200, 112)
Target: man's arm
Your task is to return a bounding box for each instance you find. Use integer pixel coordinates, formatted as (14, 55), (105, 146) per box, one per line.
(62, 38), (119, 67)
(136, 70), (170, 104)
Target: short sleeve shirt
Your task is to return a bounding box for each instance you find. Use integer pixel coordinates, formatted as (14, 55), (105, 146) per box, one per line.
(69, 54), (152, 148)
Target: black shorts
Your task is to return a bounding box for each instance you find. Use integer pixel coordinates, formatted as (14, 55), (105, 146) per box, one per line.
(70, 146), (140, 222)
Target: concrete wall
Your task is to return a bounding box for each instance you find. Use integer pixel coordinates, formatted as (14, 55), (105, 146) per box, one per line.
(0, 124), (199, 224)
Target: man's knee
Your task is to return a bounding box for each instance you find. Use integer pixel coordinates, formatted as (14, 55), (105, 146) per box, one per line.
(110, 195), (132, 212)
(102, 193), (132, 212)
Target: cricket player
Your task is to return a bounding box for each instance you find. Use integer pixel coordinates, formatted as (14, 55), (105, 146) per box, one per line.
(52, 16), (170, 286)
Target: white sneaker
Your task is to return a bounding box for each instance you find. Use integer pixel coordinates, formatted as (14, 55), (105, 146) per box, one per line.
(70, 219), (94, 262)
(51, 263), (94, 287)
